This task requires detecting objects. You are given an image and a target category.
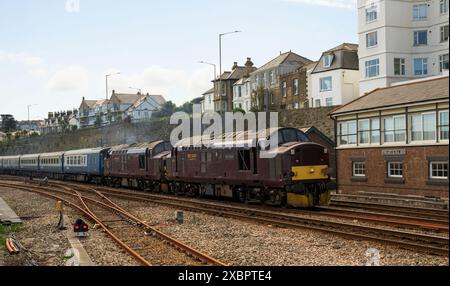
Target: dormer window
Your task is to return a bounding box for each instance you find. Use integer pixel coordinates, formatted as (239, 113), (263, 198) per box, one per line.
(323, 54), (334, 68)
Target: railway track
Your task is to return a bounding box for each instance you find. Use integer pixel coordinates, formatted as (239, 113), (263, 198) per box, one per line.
(0, 181), (227, 266)
(46, 181), (449, 257)
(55, 180), (448, 233)
(330, 200), (449, 221)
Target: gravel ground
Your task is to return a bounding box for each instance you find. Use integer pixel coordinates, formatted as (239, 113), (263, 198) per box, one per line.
(130, 204), (449, 266)
(0, 186), (448, 266)
(0, 188), (70, 266)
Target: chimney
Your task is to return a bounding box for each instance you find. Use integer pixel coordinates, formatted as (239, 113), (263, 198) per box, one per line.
(82, 96), (85, 101)
(112, 90), (115, 94)
(48, 112), (53, 119)
(245, 57), (254, 76)
(232, 62), (238, 70)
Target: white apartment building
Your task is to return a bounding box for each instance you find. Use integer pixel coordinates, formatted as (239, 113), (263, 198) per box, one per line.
(310, 43), (360, 108)
(358, 0), (449, 95)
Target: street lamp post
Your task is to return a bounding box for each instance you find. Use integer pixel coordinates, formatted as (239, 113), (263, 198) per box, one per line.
(219, 30), (241, 111)
(27, 104), (38, 131)
(106, 72), (121, 100)
(128, 87), (142, 94)
(199, 61), (217, 80)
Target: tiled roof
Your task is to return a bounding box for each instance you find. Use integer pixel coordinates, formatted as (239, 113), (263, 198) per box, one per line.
(331, 76), (449, 116)
(112, 93), (143, 104)
(312, 43), (359, 74)
(254, 51), (312, 73)
(202, 87), (215, 95)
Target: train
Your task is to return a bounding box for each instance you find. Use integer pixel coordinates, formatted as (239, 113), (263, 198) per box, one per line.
(0, 127), (336, 208)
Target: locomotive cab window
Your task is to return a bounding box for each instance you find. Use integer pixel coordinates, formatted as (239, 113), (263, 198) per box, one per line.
(139, 154), (146, 169)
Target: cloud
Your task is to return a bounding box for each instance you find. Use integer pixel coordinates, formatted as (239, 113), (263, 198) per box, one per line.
(28, 68), (49, 78)
(45, 65), (89, 92)
(0, 50), (45, 66)
(283, 0), (356, 9)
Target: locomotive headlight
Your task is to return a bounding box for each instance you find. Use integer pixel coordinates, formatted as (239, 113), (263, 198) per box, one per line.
(310, 168), (315, 174)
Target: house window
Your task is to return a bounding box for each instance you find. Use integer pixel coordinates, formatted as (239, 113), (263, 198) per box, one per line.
(326, 98), (333, 107)
(315, 99), (321, 108)
(293, 102), (299, 109)
(383, 115), (406, 143)
(282, 81), (287, 97)
(353, 162), (366, 177)
(441, 25), (449, 42)
(440, 54), (449, 72)
(323, 54), (334, 67)
(269, 71), (275, 85)
(365, 59), (380, 78)
(394, 58), (406, 76)
(338, 121), (357, 145)
(441, 0), (449, 14)
(238, 86), (242, 97)
(413, 4), (427, 20)
(430, 162), (449, 179)
(410, 112), (436, 142)
(414, 58), (428, 76)
(413, 30), (428, 46)
(293, 79), (299, 95)
(388, 162), (404, 178)
(320, 76), (332, 92)
(366, 5), (378, 22)
(366, 31), (378, 48)
(221, 83), (226, 96)
(439, 110), (449, 141)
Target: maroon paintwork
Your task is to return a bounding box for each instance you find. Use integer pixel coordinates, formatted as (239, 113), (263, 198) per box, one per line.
(104, 141), (172, 181)
(164, 128), (329, 189)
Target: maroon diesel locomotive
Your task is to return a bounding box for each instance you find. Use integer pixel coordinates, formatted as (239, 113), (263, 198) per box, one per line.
(103, 127), (335, 208)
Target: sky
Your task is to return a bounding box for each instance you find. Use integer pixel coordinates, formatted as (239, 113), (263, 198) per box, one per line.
(0, 0), (357, 121)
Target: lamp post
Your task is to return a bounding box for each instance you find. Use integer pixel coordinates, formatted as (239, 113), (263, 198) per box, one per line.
(199, 61), (217, 80)
(128, 87), (142, 94)
(27, 104), (38, 131)
(105, 72), (121, 100)
(219, 30), (241, 111)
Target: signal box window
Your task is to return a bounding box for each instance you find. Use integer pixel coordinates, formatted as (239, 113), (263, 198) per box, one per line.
(430, 162), (448, 180)
(238, 150), (251, 171)
(388, 162), (403, 178)
(353, 162), (366, 177)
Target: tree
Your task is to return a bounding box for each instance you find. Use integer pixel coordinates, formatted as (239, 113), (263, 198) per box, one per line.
(232, 107), (246, 114)
(250, 86), (265, 112)
(0, 114), (17, 133)
(153, 101), (177, 119)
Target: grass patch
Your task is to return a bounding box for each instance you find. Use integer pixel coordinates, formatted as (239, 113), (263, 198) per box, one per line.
(0, 224), (22, 250)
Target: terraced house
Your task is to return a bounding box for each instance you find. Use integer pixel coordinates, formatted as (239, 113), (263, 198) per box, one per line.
(78, 91), (165, 128)
(213, 58), (256, 112)
(331, 76), (449, 197)
(249, 51), (312, 111)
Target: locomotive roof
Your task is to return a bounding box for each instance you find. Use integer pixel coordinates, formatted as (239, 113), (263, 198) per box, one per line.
(109, 140), (167, 154)
(174, 127), (309, 149)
